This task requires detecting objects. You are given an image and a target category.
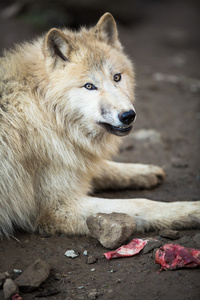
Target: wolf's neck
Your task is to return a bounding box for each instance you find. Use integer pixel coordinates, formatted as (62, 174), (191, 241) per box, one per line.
(68, 128), (121, 161)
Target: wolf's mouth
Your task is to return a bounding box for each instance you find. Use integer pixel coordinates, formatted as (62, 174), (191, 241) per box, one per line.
(98, 122), (132, 136)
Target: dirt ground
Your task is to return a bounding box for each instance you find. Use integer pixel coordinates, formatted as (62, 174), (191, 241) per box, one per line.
(0, 1), (200, 299)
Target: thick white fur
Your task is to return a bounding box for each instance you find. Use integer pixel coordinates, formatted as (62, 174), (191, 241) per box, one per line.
(0, 13), (199, 238)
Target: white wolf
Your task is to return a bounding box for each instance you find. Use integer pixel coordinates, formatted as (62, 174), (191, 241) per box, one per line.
(0, 13), (199, 238)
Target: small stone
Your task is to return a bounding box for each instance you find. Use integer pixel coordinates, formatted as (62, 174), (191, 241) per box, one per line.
(193, 233), (200, 248)
(159, 229), (180, 240)
(3, 278), (19, 300)
(132, 129), (163, 145)
(86, 212), (136, 249)
(88, 289), (99, 299)
(77, 286), (84, 289)
(14, 258), (50, 292)
(90, 268), (95, 272)
(0, 272), (9, 288)
(143, 238), (163, 254)
(108, 269), (115, 273)
(86, 255), (97, 264)
(83, 250), (88, 256)
(64, 250), (79, 258)
(13, 269), (22, 275)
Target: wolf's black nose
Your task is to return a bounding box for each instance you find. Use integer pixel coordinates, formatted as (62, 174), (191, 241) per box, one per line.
(119, 110), (136, 125)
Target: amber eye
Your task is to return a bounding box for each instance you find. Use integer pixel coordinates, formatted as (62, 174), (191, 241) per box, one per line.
(84, 83), (97, 90)
(113, 73), (121, 82)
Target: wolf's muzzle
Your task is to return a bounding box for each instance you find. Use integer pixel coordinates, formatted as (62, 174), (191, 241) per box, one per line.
(118, 110), (136, 125)
(99, 122), (133, 136)
(98, 109), (136, 136)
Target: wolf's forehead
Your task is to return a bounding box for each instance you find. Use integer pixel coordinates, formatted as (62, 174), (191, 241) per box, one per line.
(77, 44), (125, 72)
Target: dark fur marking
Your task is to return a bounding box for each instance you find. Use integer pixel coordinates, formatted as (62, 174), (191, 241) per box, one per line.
(100, 105), (110, 117)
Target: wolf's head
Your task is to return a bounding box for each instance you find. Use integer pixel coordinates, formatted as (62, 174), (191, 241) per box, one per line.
(42, 13), (136, 138)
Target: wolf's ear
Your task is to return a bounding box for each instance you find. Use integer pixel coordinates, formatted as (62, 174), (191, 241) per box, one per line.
(95, 13), (119, 46)
(43, 28), (75, 69)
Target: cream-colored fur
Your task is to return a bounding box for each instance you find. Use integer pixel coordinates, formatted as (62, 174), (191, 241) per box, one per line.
(0, 13), (199, 238)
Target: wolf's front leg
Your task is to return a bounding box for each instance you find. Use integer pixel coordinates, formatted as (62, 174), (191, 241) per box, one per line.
(81, 197), (200, 232)
(38, 197), (200, 235)
(92, 160), (165, 191)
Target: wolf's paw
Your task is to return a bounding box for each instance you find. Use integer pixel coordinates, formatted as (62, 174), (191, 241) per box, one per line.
(147, 165), (165, 187)
(188, 202), (200, 225)
(131, 164), (165, 190)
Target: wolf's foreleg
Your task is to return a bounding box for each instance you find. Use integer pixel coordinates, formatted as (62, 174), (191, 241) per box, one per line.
(92, 160), (165, 191)
(37, 197), (200, 235)
(80, 197), (200, 232)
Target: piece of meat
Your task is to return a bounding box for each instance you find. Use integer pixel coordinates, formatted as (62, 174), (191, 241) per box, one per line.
(155, 244), (200, 271)
(104, 238), (148, 260)
(12, 294), (22, 300)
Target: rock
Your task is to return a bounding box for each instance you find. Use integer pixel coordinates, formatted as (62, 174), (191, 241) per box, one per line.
(14, 258), (50, 292)
(3, 278), (19, 300)
(193, 233), (200, 248)
(88, 289), (99, 299)
(0, 272), (9, 288)
(159, 229), (180, 240)
(86, 212), (136, 249)
(132, 129), (163, 145)
(13, 269), (22, 275)
(86, 255), (97, 264)
(64, 250), (79, 258)
(108, 269), (115, 273)
(143, 238), (163, 254)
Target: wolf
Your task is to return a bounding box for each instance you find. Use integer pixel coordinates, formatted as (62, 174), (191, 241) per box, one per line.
(0, 13), (199, 238)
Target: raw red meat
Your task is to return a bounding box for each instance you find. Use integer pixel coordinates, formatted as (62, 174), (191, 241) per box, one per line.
(104, 238), (148, 260)
(155, 244), (200, 271)
(12, 294), (22, 300)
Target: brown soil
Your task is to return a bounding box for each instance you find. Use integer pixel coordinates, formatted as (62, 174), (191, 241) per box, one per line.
(0, 1), (200, 299)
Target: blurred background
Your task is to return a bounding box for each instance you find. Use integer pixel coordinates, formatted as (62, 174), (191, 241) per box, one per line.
(0, 0), (153, 49)
(0, 0), (199, 50)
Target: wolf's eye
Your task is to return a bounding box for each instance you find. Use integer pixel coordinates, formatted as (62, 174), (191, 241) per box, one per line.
(84, 83), (97, 90)
(113, 73), (121, 82)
